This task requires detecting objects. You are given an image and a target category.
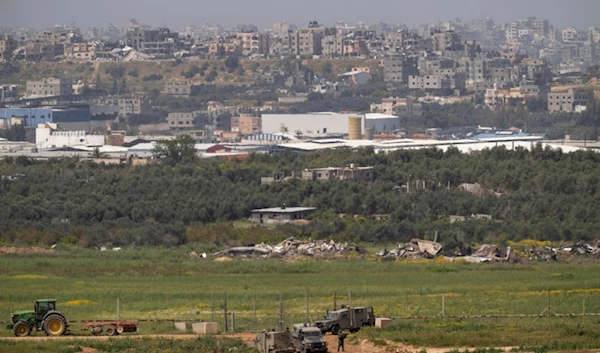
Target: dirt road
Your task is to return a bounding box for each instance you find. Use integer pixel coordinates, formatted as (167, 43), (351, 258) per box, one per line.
(0, 332), (517, 353)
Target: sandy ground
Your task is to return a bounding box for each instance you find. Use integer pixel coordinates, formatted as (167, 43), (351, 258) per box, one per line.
(0, 332), (521, 353)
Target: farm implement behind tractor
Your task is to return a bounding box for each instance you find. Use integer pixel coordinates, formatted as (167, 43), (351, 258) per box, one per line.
(7, 299), (137, 337)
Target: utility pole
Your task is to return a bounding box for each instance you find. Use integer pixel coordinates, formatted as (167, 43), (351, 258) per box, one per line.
(279, 291), (284, 331)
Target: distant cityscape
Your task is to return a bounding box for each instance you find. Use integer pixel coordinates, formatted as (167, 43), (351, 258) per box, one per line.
(1, 15), (599, 158)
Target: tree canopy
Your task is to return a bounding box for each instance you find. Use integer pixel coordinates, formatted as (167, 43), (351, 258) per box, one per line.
(152, 134), (199, 165)
(1, 146), (600, 251)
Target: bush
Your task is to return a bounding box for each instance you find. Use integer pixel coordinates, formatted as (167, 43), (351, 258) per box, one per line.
(206, 70), (218, 82)
(105, 65), (126, 79)
(224, 56), (240, 70)
(182, 66), (201, 78)
(142, 74), (164, 81)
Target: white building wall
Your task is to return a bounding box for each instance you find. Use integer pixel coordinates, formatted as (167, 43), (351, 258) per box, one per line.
(365, 117), (401, 133)
(36, 124), (104, 150)
(261, 113), (363, 135)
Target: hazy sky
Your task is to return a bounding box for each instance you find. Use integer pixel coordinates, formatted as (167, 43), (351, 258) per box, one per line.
(1, 0), (598, 30)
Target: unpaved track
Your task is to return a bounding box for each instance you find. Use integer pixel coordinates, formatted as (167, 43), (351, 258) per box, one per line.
(0, 332), (519, 353)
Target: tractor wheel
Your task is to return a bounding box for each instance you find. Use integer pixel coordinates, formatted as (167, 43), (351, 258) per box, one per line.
(331, 324), (340, 335)
(13, 321), (31, 337)
(43, 314), (67, 336)
(106, 326), (117, 336)
(116, 325), (124, 334)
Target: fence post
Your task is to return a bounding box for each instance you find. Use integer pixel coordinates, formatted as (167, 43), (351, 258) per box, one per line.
(306, 291), (309, 323)
(224, 292), (228, 332)
(231, 312), (235, 333)
(254, 296), (257, 332)
(211, 293), (214, 322)
(438, 294), (445, 317)
(334, 291), (337, 311)
(279, 291), (284, 331)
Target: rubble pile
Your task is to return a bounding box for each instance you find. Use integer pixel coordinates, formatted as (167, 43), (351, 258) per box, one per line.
(376, 238), (443, 259)
(445, 244), (508, 263)
(213, 237), (360, 259)
(528, 240), (600, 260)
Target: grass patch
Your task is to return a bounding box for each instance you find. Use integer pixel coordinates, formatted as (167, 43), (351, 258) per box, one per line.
(1, 248), (600, 349)
(0, 336), (254, 353)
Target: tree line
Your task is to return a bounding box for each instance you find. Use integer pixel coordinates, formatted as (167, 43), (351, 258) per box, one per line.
(1, 145), (600, 253)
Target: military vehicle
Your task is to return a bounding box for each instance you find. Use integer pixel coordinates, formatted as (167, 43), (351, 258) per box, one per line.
(7, 299), (68, 337)
(315, 306), (375, 335)
(291, 323), (328, 353)
(254, 330), (296, 353)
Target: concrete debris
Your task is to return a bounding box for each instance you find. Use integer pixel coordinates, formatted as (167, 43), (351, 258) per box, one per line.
(213, 237), (360, 259)
(376, 238), (443, 259)
(529, 240), (600, 260)
(189, 251), (208, 259)
(445, 244), (509, 263)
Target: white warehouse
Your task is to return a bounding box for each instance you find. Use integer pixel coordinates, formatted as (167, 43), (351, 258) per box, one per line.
(364, 113), (401, 134)
(36, 123), (104, 150)
(261, 113), (364, 136)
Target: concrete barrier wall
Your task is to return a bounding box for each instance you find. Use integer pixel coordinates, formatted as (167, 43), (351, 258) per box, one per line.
(174, 322), (187, 331)
(192, 322), (218, 334)
(375, 318), (393, 328)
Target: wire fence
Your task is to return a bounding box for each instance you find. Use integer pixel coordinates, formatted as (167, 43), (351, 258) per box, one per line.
(4, 290), (600, 333)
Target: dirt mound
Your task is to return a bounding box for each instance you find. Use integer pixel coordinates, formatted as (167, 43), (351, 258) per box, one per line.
(0, 246), (54, 256)
(213, 256), (232, 262)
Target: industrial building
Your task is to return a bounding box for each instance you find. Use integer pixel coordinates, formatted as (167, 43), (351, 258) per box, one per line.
(35, 123), (104, 150)
(365, 113), (401, 134)
(261, 113), (364, 136)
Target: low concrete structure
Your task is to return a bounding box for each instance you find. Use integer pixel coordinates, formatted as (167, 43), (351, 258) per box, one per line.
(174, 322), (187, 332)
(250, 206), (316, 224)
(192, 322), (218, 334)
(302, 166), (374, 181)
(375, 318), (393, 328)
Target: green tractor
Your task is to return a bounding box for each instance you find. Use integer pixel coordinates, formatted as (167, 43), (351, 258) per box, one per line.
(7, 299), (68, 337)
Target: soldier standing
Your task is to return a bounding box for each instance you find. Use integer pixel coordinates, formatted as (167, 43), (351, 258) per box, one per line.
(337, 331), (347, 352)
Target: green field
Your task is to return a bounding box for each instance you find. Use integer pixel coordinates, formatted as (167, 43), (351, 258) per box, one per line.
(0, 336), (254, 353)
(1, 247), (600, 351)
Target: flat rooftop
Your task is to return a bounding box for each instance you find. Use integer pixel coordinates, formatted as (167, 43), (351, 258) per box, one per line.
(251, 207), (316, 213)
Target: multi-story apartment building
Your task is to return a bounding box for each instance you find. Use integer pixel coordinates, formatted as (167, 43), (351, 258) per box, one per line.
(126, 27), (177, 55)
(321, 35), (344, 57)
(126, 27), (157, 51)
(167, 112), (198, 131)
(231, 115), (261, 134)
(64, 42), (96, 61)
(383, 55), (419, 84)
(0, 34), (16, 60)
(409, 73), (465, 91)
(118, 96), (147, 117)
(589, 26), (600, 44)
(394, 99), (423, 118)
(287, 21), (325, 57)
(371, 97), (423, 118)
(236, 32), (270, 55)
(26, 78), (73, 97)
(0, 85), (18, 102)
(431, 30), (463, 53)
(163, 81), (193, 98)
(562, 28), (579, 43)
(548, 89), (593, 113)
